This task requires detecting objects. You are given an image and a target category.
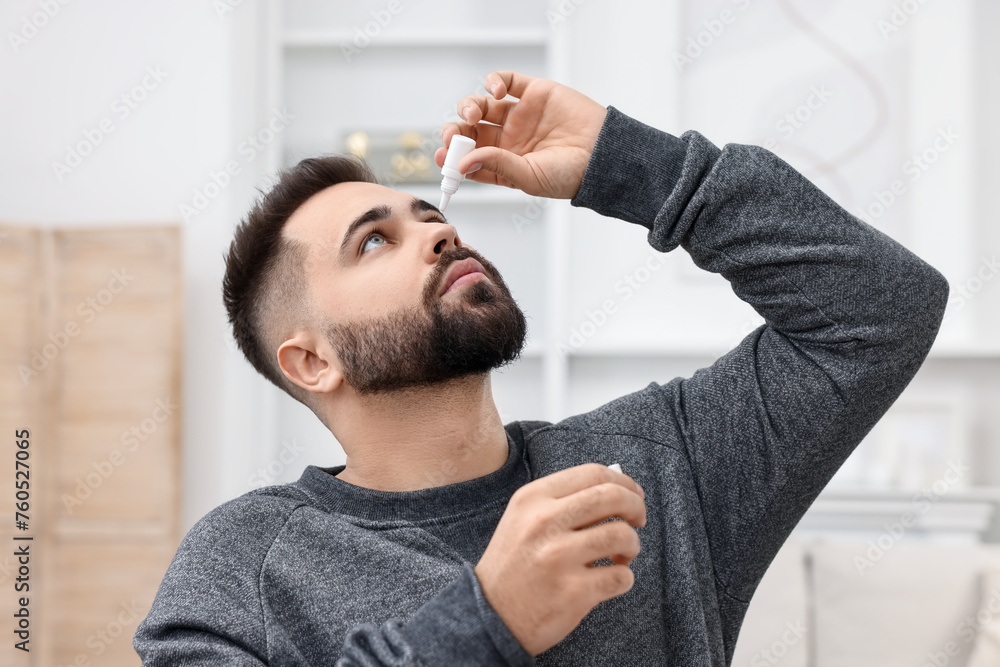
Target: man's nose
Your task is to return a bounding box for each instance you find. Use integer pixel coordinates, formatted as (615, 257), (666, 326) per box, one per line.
(423, 221), (461, 261)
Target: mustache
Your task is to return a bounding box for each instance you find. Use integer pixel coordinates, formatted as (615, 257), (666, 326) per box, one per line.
(429, 246), (495, 293)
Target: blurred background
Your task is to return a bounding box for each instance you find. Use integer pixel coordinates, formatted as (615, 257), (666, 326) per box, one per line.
(1, 0), (998, 665)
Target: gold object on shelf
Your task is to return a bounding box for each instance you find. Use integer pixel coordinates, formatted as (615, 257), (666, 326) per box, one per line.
(341, 128), (442, 185)
(345, 131), (369, 159)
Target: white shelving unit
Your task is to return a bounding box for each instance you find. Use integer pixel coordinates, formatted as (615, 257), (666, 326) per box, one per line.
(256, 0), (572, 452)
(283, 29), (550, 48)
(248, 2), (1000, 525)
(796, 487), (1000, 545)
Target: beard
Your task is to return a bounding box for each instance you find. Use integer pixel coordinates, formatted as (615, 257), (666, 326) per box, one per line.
(323, 245), (528, 396)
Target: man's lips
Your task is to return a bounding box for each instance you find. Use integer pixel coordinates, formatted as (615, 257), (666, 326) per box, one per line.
(439, 257), (488, 296)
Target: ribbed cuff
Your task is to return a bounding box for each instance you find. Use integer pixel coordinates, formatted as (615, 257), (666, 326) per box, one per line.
(398, 563), (535, 666)
(467, 562), (536, 666)
(570, 105), (689, 228)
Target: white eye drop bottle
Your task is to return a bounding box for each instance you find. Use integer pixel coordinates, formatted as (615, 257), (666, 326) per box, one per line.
(439, 135), (476, 211)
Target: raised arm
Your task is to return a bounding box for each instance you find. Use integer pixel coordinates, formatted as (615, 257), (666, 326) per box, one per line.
(569, 105), (950, 603)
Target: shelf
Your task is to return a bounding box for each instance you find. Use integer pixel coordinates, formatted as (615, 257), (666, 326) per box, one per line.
(797, 486), (1000, 541)
(283, 29), (549, 49)
(926, 343), (1000, 359)
(557, 341), (1000, 360)
(816, 486), (1000, 503)
(561, 343), (729, 358)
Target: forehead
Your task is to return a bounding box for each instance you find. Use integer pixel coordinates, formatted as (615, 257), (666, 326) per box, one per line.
(282, 180), (407, 252)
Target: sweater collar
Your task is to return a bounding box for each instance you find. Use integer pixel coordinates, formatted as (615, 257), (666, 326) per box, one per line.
(294, 424), (530, 523)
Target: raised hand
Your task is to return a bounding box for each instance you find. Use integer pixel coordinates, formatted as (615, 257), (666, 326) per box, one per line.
(435, 70), (608, 200)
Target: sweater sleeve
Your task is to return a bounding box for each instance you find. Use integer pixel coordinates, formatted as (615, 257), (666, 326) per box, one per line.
(133, 498), (534, 666)
(132, 498), (280, 665)
(336, 562), (535, 667)
(570, 106), (949, 603)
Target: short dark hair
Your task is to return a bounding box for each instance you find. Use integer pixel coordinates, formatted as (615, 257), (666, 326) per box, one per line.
(222, 154), (378, 409)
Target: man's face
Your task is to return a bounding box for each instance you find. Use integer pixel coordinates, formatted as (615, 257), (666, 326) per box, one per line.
(282, 181), (527, 396)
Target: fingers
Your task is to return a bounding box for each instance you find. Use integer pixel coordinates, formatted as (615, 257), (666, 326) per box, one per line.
(486, 70), (536, 101)
(530, 463), (645, 504)
(439, 69), (531, 146)
(439, 122), (476, 155)
(568, 520), (641, 567)
(432, 144), (531, 191)
(437, 96), (511, 161)
(435, 70), (537, 176)
(582, 558), (636, 603)
(560, 481), (647, 531)
(436, 123), (504, 166)
(458, 95), (518, 127)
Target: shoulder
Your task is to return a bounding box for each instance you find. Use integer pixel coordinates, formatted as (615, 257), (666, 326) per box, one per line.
(166, 484), (311, 582)
(136, 486), (311, 659)
(513, 379), (683, 444)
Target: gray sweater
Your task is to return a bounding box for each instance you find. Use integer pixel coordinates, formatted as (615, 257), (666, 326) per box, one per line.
(133, 105), (949, 666)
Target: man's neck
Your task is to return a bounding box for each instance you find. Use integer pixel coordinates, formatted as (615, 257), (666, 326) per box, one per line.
(330, 374), (510, 492)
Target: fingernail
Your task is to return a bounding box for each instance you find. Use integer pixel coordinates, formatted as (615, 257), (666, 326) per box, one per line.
(489, 83), (499, 97)
(461, 106), (472, 122)
(465, 162), (482, 174)
(638, 485), (645, 499)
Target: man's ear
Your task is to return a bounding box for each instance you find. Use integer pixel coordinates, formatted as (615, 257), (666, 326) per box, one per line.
(277, 332), (343, 395)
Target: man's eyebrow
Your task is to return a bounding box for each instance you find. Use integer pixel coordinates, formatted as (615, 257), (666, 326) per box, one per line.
(338, 197), (447, 263)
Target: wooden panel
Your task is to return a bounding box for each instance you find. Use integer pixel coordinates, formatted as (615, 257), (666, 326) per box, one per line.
(41, 227), (181, 667)
(45, 539), (175, 667)
(0, 224), (181, 667)
(52, 415), (176, 521)
(0, 227), (43, 667)
(48, 229), (181, 528)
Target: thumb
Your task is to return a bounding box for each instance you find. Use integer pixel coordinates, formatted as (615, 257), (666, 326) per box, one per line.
(459, 146), (537, 192)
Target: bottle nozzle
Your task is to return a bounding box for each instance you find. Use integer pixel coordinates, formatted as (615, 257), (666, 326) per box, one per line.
(439, 135), (477, 211)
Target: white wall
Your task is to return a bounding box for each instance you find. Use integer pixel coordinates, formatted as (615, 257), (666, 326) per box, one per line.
(0, 0), (270, 531)
(3, 0), (997, 535)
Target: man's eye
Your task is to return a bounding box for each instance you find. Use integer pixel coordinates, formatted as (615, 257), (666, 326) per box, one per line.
(361, 230), (388, 254)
